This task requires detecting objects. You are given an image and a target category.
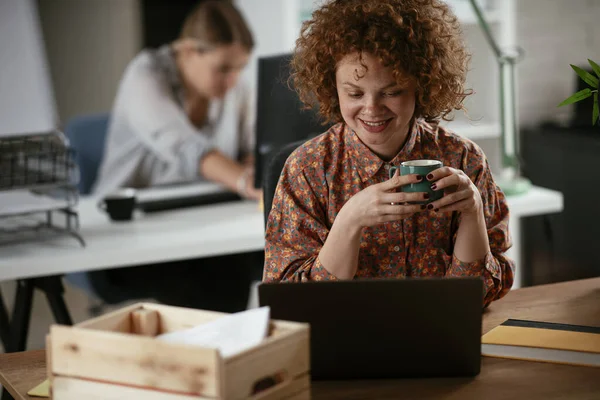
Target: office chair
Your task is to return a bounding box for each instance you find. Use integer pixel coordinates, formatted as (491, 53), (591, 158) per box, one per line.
(63, 113), (158, 307)
(262, 139), (306, 226)
(63, 113), (115, 312)
(64, 113), (110, 194)
(238, 139), (304, 310)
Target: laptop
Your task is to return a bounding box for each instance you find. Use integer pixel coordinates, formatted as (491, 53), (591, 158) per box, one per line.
(259, 277), (483, 380)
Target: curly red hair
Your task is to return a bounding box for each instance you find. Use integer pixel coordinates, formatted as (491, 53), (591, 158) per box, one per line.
(291, 0), (471, 124)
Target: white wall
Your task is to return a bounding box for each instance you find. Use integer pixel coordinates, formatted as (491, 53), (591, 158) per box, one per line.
(235, 0), (294, 92)
(37, 0), (143, 126)
(30, 0), (600, 134)
(516, 0), (600, 128)
(0, 0), (57, 136)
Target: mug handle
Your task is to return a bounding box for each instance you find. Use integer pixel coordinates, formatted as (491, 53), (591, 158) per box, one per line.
(389, 166), (399, 180)
(97, 200), (107, 212)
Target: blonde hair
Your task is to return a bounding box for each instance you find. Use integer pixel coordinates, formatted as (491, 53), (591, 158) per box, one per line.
(177, 0), (254, 52)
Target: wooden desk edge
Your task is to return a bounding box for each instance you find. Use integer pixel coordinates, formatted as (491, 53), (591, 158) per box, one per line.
(0, 349), (46, 400)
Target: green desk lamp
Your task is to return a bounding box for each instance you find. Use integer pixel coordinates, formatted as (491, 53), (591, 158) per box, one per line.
(468, 0), (531, 195)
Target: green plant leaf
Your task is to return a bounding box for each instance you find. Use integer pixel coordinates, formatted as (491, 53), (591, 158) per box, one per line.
(557, 88), (593, 107)
(594, 92), (599, 125)
(589, 59), (600, 79)
(571, 64), (599, 88)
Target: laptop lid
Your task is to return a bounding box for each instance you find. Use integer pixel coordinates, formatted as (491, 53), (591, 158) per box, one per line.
(259, 277), (483, 380)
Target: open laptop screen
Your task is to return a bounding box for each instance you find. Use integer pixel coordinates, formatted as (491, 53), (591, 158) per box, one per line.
(259, 277), (484, 380)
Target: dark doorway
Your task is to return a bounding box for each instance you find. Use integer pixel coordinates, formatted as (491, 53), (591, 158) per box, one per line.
(141, 0), (204, 48)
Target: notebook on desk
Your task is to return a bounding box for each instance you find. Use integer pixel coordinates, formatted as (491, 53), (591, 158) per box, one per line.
(259, 277), (484, 380)
(136, 182), (241, 212)
(482, 319), (600, 367)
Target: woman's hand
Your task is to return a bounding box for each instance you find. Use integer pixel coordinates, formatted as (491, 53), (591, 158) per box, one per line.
(426, 167), (482, 216)
(237, 166), (262, 201)
(338, 170), (427, 229)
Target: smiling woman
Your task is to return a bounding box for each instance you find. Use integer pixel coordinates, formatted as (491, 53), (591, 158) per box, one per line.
(263, 0), (515, 308)
(336, 53), (417, 160)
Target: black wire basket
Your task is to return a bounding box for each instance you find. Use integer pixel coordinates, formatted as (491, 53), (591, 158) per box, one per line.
(0, 132), (77, 191)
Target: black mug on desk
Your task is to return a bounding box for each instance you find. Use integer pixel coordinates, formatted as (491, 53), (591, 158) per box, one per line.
(98, 188), (137, 221)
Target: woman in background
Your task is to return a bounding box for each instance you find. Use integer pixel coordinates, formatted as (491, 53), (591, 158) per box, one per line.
(94, 0), (260, 200)
(89, 0), (262, 313)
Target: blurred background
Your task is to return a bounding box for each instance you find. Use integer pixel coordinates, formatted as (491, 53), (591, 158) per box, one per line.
(30, 0), (599, 130)
(1, 0), (599, 350)
(38, 0), (600, 284)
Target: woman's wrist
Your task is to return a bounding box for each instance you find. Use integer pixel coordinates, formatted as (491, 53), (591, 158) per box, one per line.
(236, 168), (252, 198)
(461, 200), (485, 221)
(336, 206), (363, 236)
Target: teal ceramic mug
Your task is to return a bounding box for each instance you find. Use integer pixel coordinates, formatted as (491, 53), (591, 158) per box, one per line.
(389, 160), (443, 204)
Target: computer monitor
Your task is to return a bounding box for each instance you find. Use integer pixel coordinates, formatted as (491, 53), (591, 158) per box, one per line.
(253, 53), (326, 188)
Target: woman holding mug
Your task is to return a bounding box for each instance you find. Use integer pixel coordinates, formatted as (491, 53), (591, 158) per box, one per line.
(263, 0), (514, 307)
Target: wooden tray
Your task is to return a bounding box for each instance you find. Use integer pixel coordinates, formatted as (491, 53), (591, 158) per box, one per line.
(47, 303), (310, 399)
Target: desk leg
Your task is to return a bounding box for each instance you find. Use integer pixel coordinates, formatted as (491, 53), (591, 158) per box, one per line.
(5, 276), (73, 353)
(0, 290), (16, 400)
(8, 280), (34, 352)
(0, 289), (11, 351)
(37, 276), (73, 325)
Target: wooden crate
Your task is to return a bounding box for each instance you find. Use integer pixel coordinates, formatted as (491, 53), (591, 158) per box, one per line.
(47, 303), (310, 400)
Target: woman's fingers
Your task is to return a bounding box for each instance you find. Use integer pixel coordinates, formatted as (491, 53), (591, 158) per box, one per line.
(425, 166), (454, 182)
(380, 191), (429, 205)
(428, 188), (471, 210)
(430, 172), (464, 192)
(381, 172), (423, 191)
(379, 203), (424, 216)
(434, 198), (472, 214)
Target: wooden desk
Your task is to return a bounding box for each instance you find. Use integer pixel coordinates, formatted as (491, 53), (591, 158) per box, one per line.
(0, 350), (45, 400)
(1, 278), (598, 400)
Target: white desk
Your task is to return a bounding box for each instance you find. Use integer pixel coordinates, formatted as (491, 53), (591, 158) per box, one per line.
(0, 186), (562, 288)
(0, 198), (265, 282)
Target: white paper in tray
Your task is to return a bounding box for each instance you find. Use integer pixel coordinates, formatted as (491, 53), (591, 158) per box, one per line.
(156, 307), (270, 358)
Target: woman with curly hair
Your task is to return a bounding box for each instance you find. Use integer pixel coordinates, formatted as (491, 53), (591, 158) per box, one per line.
(263, 0), (514, 306)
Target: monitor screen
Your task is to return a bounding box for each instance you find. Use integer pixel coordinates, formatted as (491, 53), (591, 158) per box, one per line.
(253, 53), (327, 188)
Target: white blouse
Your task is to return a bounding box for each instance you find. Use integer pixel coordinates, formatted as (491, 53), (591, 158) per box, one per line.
(93, 45), (255, 196)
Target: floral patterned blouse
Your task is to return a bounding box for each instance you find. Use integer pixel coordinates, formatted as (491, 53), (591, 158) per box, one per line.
(263, 120), (515, 306)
